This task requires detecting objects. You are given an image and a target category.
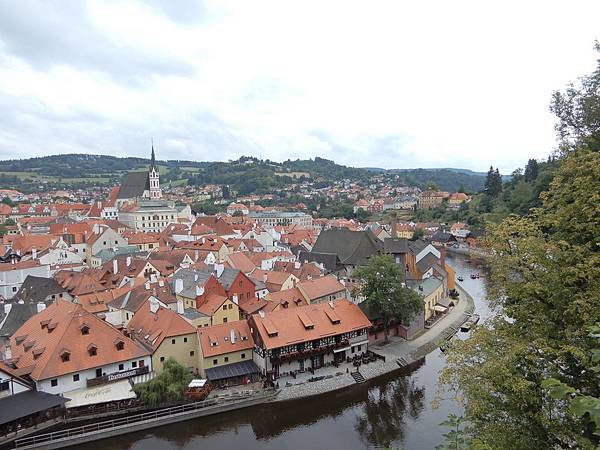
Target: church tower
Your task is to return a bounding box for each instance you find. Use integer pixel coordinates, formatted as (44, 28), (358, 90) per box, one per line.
(148, 143), (162, 199)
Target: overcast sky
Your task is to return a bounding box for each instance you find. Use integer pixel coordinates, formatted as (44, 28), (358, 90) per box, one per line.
(0, 1), (598, 172)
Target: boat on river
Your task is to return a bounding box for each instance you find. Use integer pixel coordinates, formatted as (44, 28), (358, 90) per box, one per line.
(457, 276), (464, 282)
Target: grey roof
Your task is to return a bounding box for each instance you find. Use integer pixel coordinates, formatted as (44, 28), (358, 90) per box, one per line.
(205, 360), (260, 381)
(431, 231), (456, 243)
(13, 276), (66, 303)
(408, 239), (429, 255)
(416, 252), (439, 274)
(0, 390), (67, 426)
(183, 308), (208, 320)
(383, 238), (410, 254)
(409, 276), (443, 297)
(311, 229), (382, 266)
(93, 246), (146, 264)
(117, 171), (149, 199)
(0, 303), (45, 343)
(170, 269), (213, 299)
(298, 251), (341, 272)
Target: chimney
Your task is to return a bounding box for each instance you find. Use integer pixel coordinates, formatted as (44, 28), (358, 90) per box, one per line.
(195, 285), (204, 297)
(3, 303), (10, 314)
(150, 273), (157, 283)
(201, 237), (206, 245)
(390, 212), (398, 238)
(263, 272), (268, 283)
(36, 302), (46, 313)
(113, 258), (118, 274)
(194, 250), (199, 261)
(31, 248), (37, 260)
(149, 297), (159, 313)
(174, 278), (184, 294)
(158, 280), (164, 287)
(294, 261), (301, 269)
(230, 329), (236, 344)
(126, 256), (132, 267)
(232, 294), (238, 305)
(145, 281), (150, 290)
(130, 278), (135, 287)
(97, 201), (101, 209)
(215, 264), (224, 278)
(4, 345), (11, 360)
(176, 299), (184, 315)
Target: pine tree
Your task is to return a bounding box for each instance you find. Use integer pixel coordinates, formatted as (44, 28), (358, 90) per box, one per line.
(524, 159), (539, 181)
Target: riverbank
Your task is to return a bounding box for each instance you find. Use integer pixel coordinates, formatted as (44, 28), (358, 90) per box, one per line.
(273, 282), (476, 402)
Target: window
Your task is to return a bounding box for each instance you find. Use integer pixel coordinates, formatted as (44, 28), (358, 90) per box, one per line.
(96, 368), (102, 378)
(183, 337), (188, 343)
(51, 379), (58, 387)
(171, 339), (176, 345)
(88, 346), (97, 356)
(160, 356), (165, 362)
(222, 305), (227, 311)
(223, 317), (227, 323)
(228, 304), (233, 310)
(73, 374), (79, 382)
(0, 380), (9, 391)
(116, 341), (124, 351)
(12, 287), (17, 293)
(103, 241), (106, 246)
(139, 360), (145, 367)
(81, 325), (89, 335)
(61, 352), (70, 362)
(213, 359), (218, 365)
(224, 356), (229, 363)
(118, 364), (124, 371)
(115, 240), (118, 244)
(189, 351), (195, 357)
(241, 353), (246, 359)
(357, 345), (362, 352)
(132, 361), (138, 368)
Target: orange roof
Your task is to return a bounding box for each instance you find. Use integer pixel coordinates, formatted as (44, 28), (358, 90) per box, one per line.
(0, 259), (42, 272)
(226, 252), (256, 274)
(296, 275), (346, 301)
(10, 300), (150, 381)
(128, 301), (196, 350)
(252, 299), (371, 350)
(197, 293), (229, 316)
(264, 287), (308, 312)
(10, 235), (57, 254)
(198, 320), (254, 358)
(76, 281), (144, 314)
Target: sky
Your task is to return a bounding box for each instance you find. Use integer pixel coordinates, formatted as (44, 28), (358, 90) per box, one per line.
(0, 1), (598, 173)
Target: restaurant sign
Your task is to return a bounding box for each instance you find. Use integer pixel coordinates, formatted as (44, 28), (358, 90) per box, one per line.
(87, 365), (149, 387)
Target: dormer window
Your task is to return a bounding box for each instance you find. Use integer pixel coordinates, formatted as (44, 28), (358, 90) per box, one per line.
(115, 339), (125, 351)
(80, 324), (90, 335)
(60, 349), (70, 362)
(88, 344), (97, 356)
(47, 322), (57, 333)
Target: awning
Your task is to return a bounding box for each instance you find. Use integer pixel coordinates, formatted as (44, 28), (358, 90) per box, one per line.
(333, 346), (350, 353)
(205, 360), (260, 381)
(437, 297), (451, 307)
(434, 305), (448, 313)
(0, 391), (68, 425)
(65, 379), (136, 409)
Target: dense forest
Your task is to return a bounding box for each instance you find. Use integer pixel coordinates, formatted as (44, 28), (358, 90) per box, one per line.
(0, 153), (489, 194)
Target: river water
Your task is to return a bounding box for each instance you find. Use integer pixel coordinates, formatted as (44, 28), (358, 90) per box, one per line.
(81, 254), (489, 450)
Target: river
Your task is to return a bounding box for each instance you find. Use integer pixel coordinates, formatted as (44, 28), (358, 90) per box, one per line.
(80, 253), (489, 450)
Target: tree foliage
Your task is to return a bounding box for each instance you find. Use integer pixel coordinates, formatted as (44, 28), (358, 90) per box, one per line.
(440, 148), (600, 449)
(133, 358), (193, 408)
(354, 254), (423, 342)
(550, 41), (600, 153)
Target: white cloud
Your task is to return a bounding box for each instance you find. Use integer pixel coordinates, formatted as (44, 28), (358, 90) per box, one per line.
(0, 0), (598, 172)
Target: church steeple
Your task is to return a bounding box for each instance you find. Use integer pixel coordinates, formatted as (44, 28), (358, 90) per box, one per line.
(150, 140), (157, 170)
(148, 140), (162, 199)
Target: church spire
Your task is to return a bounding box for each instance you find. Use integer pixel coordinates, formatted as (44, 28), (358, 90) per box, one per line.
(150, 139), (156, 170)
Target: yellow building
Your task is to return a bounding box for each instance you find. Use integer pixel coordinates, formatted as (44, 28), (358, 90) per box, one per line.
(197, 294), (240, 326)
(127, 299), (200, 373)
(197, 320), (257, 384)
(413, 276), (445, 321)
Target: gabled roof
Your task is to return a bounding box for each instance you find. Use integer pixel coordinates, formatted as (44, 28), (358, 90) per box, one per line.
(226, 252), (256, 274)
(117, 172), (149, 199)
(310, 229), (382, 266)
(198, 320), (254, 358)
(296, 275), (346, 301)
(13, 276), (66, 303)
(252, 300), (371, 350)
(197, 293), (229, 316)
(128, 301), (196, 351)
(383, 238), (410, 254)
(10, 300), (150, 381)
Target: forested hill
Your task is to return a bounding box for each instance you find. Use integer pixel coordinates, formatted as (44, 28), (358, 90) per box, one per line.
(0, 154), (488, 193)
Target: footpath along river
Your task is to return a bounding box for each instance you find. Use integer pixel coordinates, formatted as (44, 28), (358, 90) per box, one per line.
(79, 253), (490, 450)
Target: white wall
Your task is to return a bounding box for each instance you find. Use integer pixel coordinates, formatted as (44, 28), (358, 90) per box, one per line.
(0, 265), (51, 299)
(35, 356), (152, 396)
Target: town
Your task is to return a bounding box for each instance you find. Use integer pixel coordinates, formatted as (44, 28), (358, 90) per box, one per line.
(0, 147), (483, 447)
